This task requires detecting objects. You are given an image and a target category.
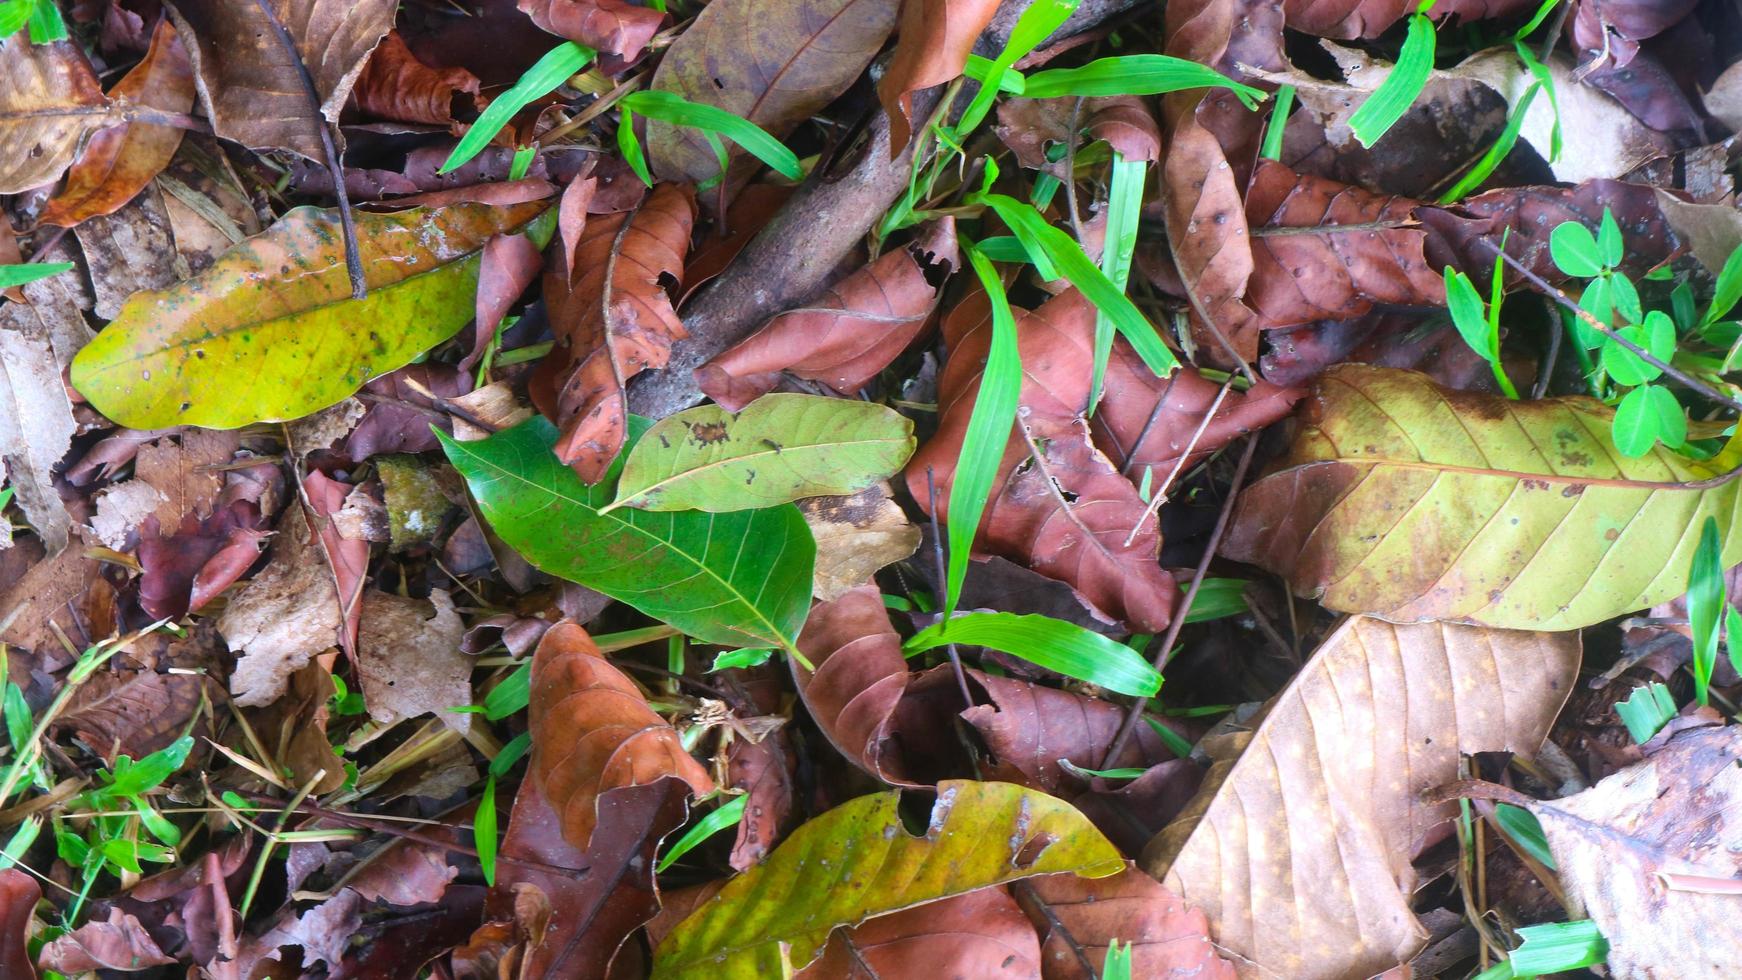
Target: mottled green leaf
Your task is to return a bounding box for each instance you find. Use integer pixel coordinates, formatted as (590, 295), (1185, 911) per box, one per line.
(651, 780), (1123, 977)
(71, 201), (553, 429)
(609, 394), (915, 513)
(438, 416), (814, 651)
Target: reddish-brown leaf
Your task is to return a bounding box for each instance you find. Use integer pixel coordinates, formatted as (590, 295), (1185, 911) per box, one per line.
(54, 624), (219, 763)
(694, 218), (959, 412)
(37, 908), (176, 973)
(1018, 865), (1234, 980)
(529, 621), (714, 851)
(530, 183), (696, 482)
(464, 230), (544, 371)
(350, 30), (481, 127)
(302, 470), (367, 659)
(680, 183), (792, 303)
(996, 96), (1161, 177)
(1092, 352), (1301, 481)
(0, 37), (111, 195)
(1570, 0), (1699, 69)
(962, 670), (1179, 795)
(1281, 0), (1538, 38)
(519, 0), (665, 61)
(800, 887), (1042, 978)
(792, 585), (920, 786)
(877, 0), (1002, 152)
(38, 18), (193, 228)
(0, 870), (39, 980)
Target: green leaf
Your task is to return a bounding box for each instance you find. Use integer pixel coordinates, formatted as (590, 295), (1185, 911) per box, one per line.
(657, 793), (747, 872)
(1091, 157), (1145, 408)
(945, 244), (1025, 621)
(71, 201), (555, 428)
(1704, 242), (1742, 328)
(1020, 55), (1264, 106)
(709, 648), (774, 671)
(1143, 714), (1195, 758)
(650, 780), (1124, 977)
(1438, 81), (1540, 204)
(441, 42), (595, 174)
(1609, 272), (1642, 323)
(107, 736), (193, 798)
(1225, 365), (1742, 630)
(439, 417), (815, 651)
(1550, 221), (1604, 278)
(1347, 7), (1436, 147)
(1611, 384), (1663, 457)
(961, 54), (1026, 95)
(1444, 268), (1495, 361)
(1182, 578), (1250, 623)
(1574, 278), (1611, 348)
(608, 394), (915, 513)
(135, 799), (181, 847)
(953, 0), (1078, 138)
(1728, 605), (1742, 677)
(1688, 515), (1724, 706)
(1259, 84), (1295, 161)
(974, 187), (1179, 377)
(1613, 681), (1677, 745)
(1494, 803), (1555, 869)
(618, 106), (653, 185)
(0, 0), (31, 37)
(0, 261), (71, 290)
(476, 773), (500, 886)
(0, 817), (38, 870)
(905, 612), (1162, 698)
(1597, 208), (1624, 267)
(1102, 940), (1134, 980)
(1507, 920), (1608, 977)
(484, 663), (530, 721)
(25, 0), (63, 43)
(1600, 310), (1673, 387)
(619, 90), (803, 181)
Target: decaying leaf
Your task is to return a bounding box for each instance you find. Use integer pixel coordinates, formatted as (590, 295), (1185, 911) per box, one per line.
(528, 621), (714, 851)
(72, 200), (551, 429)
(1226, 365), (1742, 631)
(350, 29), (480, 127)
(0, 35), (111, 195)
(798, 483), (922, 601)
(877, 0), (1001, 152)
(165, 0), (397, 160)
(531, 183), (695, 482)
(1018, 865), (1234, 980)
(651, 780), (1126, 977)
(519, 0), (665, 61)
(646, 0), (897, 186)
(218, 501), (343, 707)
(37, 908), (176, 974)
(1143, 616), (1580, 979)
(694, 219), (959, 412)
(1530, 725), (1742, 979)
(356, 590), (470, 733)
(0, 870), (37, 980)
(792, 584), (919, 785)
(802, 887), (1042, 978)
(0, 307), (79, 553)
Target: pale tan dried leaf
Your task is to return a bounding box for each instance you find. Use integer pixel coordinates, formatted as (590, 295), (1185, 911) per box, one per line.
(357, 590), (471, 733)
(798, 484), (922, 601)
(218, 503), (342, 707)
(1143, 617), (1581, 979)
(0, 36), (111, 195)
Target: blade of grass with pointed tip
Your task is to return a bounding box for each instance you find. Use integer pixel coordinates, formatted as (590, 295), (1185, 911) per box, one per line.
(0, 262), (70, 290)
(657, 794), (747, 872)
(620, 90), (802, 180)
(1439, 81), (1541, 204)
(952, 0), (1077, 139)
(905, 611), (1162, 697)
(440, 42), (595, 174)
(1688, 515), (1723, 706)
(1090, 155), (1145, 410)
(1495, 803), (1555, 869)
(1022, 55), (1263, 106)
(1347, 4), (1436, 147)
(1260, 84), (1295, 160)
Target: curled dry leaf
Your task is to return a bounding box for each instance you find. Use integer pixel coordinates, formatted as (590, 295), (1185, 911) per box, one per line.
(963, 670), (1179, 795)
(877, 0), (1002, 152)
(350, 30), (480, 127)
(37, 909), (176, 974)
(1226, 365), (1742, 631)
(528, 621), (714, 851)
(1143, 616), (1580, 979)
(996, 96), (1161, 177)
(801, 887), (1041, 978)
(646, 0), (898, 186)
(1018, 864), (1234, 980)
(465, 230), (544, 371)
(651, 780), (1125, 977)
(40, 18), (195, 228)
(165, 0), (397, 160)
(531, 183), (696, 482)
(695, 218), (959, 412)
(0, 870), (37, 980)
(793, 584), (919, 786)
(0, 35), (110, 195)
(1091, 352), (1301, 485)
(519, 0), (665, 62)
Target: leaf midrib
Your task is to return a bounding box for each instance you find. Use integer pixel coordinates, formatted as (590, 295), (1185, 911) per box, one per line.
(1277, 455), (1731, 491)
(617, 435), (907, 507)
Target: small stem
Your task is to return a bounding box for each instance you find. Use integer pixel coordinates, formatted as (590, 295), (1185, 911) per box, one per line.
(1249, 219), (1418, 237)
(1123, 381), (1232, 547)
(925, 467), (975, 711)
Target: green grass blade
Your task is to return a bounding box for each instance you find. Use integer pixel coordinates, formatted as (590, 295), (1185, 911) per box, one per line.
(1260, 84), (1295, 160)
(441, 42), (596, 174)
(1022, 55), (1265, 106)
(1347, 8), (1436, 147)
(1181, 578), (1250, 623)
(962, 54), (1026, 95)
(1702, 241), (1742, 327)
(1494, 803), (1555, 869)
(954, 0), (1078, 138)
(0, 262), (72, 290)
(1438, 82), (1540, 204)
(1090, 156), (1145, 409)
(1688, 515), (1724, 706)
(657, 794), (747, 872)
(476, 774), (499, 886)
(944, 243), (1024, 619)
(620, 90), (802, 180)
(905, 611), (1163, 697)
(1614, 681), (1677, 744)
(1507, 920), (1608, 977)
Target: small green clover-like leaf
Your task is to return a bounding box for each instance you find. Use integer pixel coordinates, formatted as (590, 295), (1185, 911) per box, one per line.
(1609, 272), (1642, 323)
(1596, 208), (1624, 268)
(1611, 384), (1683, 457)
(1550, 221), (1603, 278)
(1599, 311), (1673, 388)
(1573, 279), (1610, 349)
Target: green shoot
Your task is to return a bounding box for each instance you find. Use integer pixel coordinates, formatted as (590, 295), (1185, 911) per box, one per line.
(962, 55), (1027, 95)
(1056, 761), (1148, 781)
(1728, 605), (1742, 677)
(1614, 682), (1677, 744)
(1494, 803), (1555, 869)
(709, 648), (774, 671)
(657, 794), (747, 872)
(1181, 578), (1250, 623)
(617, 90), (804, 182)
(1142, 715), (1195, 758)
(1347, 0), (1437, 147)
(441, 42), (597, 174)
(1259, 84), (1295, 161)
(952, 0), (1078, 140)
(1610, 384), (1684, 457)
(1443, 267), (1518, 398)
(1090, 155), (1145, 408)
(0, 262), (73, 291)
(904, 611), (1163, 697)
(1020, 55), (1265, 106)
(24, 0), (61, 42)
(508, 144), (537, 181)
(1474, 920), (1608, 979)
(475, 731), (530, 886)
(1438, 81), (1540, 203)
(1687, 515), (1724, 706)
(1102, 939), (1134, 980)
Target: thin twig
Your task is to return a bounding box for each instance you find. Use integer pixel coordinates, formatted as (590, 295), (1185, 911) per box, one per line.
(1249, 219), (1419, 237)
(1532, 295), (1562, 400)
(1063, 97), (1086, 244)
(1099, 437), (1260, 768)
(925, 467), (976, 713)
(1476, 238), (1742, 414)
(1124, 381), (1232, 546)
(247, 0), (366, 299)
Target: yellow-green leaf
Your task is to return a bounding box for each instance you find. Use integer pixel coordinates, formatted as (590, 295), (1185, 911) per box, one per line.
(609, 394), (915, 513)
(71, 201), (553, 428)
(651, 780), (1123, 978)
(1225, 364), (1742, 630)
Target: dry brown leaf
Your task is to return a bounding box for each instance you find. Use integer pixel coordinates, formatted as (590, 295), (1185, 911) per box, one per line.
(528, 621), (714, 851)
(792, 584), (920, 785)
(250, 654), (348, 795)
(350, 29), (480, 127)
(55, 624), (219, 763)
(0, 35), (110, 195)
(1019, 865), (1234, 980)
(531, 183), (696, 482)
(695, 218), (958, 412)
(646, 0), (898, 187)
(1143, 617), (1580, 979)
(1091, 356), (1300, 487)
(37, 908), (175, 974)
(798, 483), (922, 601)
(963, 670), (1178, 795)
(218, 502), (343, 707)
(1531, 725), (1742, 979)
(356, 589), (471, 733)
(877, 0), (1002, 152)
(0, 870), (38, 980)
(165, 0), (397, 160)
(799, 887), (1042, 978)
(1281, 0), (1537, 39)
(519, 0), (665, 61)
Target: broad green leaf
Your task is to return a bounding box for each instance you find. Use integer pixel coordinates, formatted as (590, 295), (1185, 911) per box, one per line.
(72, 201), (554, 428)
(1613, 681), (1676, 744)
(1550, 220), (1604, 278)
(608, 394), (915, 513)
(651, 780), (1123, 977)
(1347, 6), (1435, 147)
(620, 90), (802, 181)
(106, 736), (193, 798)
(1183, 577), (1250, 623)
(25, 0), (62, 43)
(438, 416), (814, 651)
(0, 261), (71, 290)
(135, 800), (180, 846)
(1611, 383), (1683, 457)
(1687, 515), (1724, 705)
(440, 42), (595, 173)
(1574, 278), (1611, 348)
(1225, 365), (1742, 630)
(1495, 803), (1555, 869)
(1597, 209), (1624, 267)
(1600, 310), (1673, 386)
(1020, 55), (1264, 106)
(1702, 242), (1742, 327)
(905, 612), (1161, 697)
(483, 664), (530, 721)
(657, 793), (747, 872)
(1444, 268), (1494, 360)
(0, 1), (30, 37)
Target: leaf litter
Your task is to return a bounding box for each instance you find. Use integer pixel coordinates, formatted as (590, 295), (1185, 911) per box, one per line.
(3, 0), (1742, 977)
